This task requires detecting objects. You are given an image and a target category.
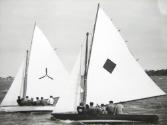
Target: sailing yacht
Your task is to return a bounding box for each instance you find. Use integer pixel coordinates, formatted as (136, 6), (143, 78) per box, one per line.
(0, 25), (70, 112)
(51, 4), (166, 123)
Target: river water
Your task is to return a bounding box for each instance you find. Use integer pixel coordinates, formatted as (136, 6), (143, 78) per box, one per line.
(0, 76), (166, 125)
(0, 112), (88, 125)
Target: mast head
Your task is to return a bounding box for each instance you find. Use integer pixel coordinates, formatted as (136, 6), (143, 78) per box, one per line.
(97, 3), (100, 8)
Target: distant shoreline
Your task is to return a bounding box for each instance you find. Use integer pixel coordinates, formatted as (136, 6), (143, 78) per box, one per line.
(145, 69), (167, 76)
(1, 69), (167, 79)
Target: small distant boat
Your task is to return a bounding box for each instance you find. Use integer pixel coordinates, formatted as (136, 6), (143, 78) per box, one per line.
(1, 90), (8, 94)
(0, 24), (70, 112)
(51, 4), (166, 123)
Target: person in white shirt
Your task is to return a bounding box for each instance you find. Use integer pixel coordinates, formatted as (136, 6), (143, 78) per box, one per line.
(114, 102), (126, 115)
(47, 96), (54, 105)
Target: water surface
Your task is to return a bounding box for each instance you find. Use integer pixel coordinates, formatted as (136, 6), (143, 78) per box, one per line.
(0, 76), (166, 125)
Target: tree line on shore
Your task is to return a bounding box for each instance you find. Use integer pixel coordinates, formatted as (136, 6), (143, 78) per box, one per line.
(0, 69), (167, 80)
(0, 76), (14, 81)
(145, 69), (167, 76)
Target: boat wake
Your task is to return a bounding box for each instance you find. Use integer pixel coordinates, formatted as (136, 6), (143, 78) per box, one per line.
(59, 120), (84, 125)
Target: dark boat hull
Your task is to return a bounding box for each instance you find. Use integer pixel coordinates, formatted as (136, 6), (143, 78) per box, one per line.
(51, 113), (159, 123)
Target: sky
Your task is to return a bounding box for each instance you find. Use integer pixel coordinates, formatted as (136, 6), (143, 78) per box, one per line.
(0, 0), (167, 77)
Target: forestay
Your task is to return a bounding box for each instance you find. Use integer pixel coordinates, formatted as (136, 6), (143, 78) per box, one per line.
(86, 8), (166, 104)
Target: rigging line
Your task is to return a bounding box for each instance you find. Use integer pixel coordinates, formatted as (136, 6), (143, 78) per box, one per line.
(22, 22), (36, 97)
(87, 3), (100, 72)
(82, 32), (89, 104)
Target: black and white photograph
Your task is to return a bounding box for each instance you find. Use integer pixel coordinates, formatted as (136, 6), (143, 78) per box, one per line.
(0, 0), (167, 124)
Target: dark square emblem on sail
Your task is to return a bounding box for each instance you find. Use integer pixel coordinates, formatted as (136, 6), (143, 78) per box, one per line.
(103, 59), (116, 73)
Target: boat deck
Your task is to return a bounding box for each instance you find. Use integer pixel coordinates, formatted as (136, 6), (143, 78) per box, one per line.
(0, 105), (55, 113)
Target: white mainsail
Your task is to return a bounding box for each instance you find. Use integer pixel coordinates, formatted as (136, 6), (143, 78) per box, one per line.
(1, 62), (25, 106)
(86, 8), (166, 104)
(26, 25), (69, 99)
(53, 51), (82, 113)
(1, 25), (70, 108)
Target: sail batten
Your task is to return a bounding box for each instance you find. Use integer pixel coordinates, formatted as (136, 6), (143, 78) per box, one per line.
(86, 8), (166, 104)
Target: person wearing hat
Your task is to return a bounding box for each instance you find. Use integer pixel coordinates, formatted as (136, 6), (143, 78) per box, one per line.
(106, 101), (115, 115)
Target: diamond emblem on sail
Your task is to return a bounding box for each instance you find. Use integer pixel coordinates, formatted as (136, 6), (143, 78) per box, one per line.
(103, 59), (116, 73)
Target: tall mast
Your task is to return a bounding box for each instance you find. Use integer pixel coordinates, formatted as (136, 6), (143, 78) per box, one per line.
(23, 50), (29, 98)
(83, 32), (89, 104)
(87, 3), (100, 69)
(81, 4), (100, 104)
(22, 22), (36, 98)
(29, 22), (36, 58)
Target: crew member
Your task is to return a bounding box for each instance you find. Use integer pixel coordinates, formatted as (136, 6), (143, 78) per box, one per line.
(24, 96), (29, 105)
(88, 102), (96, 115)
(96, 104), (102, 114)
(35, 97), (40, 105)
(40, 97), (45, 106)
(114, 102), (125, 115)
(17, 96), (22, 105)
(84, 104), (89, 113)
(47, 96), (54, 105)
(106, 101), (115, 115)
(77, 102), (85, 114)
(101, 104), (107, 114)
(30, 98), (34, 105)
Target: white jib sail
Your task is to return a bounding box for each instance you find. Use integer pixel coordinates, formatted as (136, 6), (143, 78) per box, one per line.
(86, 8), (166, 104)
(1, 62), (25, 106)
(53, 51), (82, 113)
(26, 25), (70, 100)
